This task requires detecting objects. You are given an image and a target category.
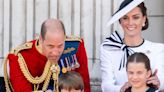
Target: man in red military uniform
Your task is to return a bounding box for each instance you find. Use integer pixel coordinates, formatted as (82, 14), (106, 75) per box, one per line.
(4, 19), (90, 92)
(4, 19), (66, 92)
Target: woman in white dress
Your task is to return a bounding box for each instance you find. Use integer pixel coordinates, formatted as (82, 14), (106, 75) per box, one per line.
(100, 0), (164, 92)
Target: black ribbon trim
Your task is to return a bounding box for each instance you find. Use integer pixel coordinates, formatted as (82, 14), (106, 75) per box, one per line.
(103, 31), (134, 70)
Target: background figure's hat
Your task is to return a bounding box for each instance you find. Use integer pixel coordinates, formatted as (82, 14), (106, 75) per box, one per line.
(106, 0), (144, 27)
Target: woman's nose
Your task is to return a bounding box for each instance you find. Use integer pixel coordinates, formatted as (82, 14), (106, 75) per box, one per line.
(128, 18), (134, 25)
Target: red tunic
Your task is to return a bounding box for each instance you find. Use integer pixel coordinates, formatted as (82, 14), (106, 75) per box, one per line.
(8, 40), (47, 92)
(8, 39), (90, 92)
(75, 39), (91, 92)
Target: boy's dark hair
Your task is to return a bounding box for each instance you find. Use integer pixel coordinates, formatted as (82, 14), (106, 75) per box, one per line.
(58, 71), (84, 92)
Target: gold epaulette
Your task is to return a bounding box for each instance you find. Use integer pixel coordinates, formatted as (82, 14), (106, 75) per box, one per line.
(65, 36), (82, 42)
(10, 42), (33, 55)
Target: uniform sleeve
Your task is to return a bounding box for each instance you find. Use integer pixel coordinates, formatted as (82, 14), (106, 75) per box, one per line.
(100, 45), (122, 92)
(75, 39), (91, 92)
(8, 54), (32, 92)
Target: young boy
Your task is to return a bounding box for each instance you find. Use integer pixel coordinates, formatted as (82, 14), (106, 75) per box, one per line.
(58, 71), (84, 92)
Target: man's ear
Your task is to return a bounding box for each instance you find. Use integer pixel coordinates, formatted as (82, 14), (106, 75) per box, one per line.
(39, 36), (43, 43)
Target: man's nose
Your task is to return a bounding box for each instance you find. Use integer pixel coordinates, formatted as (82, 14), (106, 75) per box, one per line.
(51, 48), (60, 55)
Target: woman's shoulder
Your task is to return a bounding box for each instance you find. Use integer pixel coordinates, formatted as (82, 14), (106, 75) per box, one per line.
(144, 40), (164, 50)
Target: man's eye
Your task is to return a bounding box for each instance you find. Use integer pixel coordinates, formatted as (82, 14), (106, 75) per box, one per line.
(58, 44), (64, 48)
(47, 45), (53, 49)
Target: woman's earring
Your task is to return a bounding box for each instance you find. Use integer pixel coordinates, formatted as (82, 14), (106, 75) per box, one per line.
(142, 23), (145, 27)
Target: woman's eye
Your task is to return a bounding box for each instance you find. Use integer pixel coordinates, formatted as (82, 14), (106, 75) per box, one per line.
(134, 16), (140, 19)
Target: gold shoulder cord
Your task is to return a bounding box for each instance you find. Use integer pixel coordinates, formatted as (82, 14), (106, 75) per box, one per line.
(4, 54), (60, 92)
(50, 64), (60, 92)
(4, 40), (60, 91)
(4, 53), (53, 92)
(65, 36), (82, 42)
(18, 53), (51, 84)
(4, 42), (34, 92)
(18, 53), (53, 91)
(4, 57), (13, 92)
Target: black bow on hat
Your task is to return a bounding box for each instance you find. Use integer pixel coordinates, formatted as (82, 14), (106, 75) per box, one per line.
(106, 0), (145, 27)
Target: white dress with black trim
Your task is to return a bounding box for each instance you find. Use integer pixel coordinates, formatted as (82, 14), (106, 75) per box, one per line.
(100, 31), (164, 92)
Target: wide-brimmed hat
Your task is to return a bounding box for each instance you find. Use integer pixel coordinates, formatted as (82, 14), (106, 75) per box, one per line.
(106, 0), (145, 27)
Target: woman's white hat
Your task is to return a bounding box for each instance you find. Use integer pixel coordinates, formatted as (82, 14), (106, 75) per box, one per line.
(106, 0), (145, 27)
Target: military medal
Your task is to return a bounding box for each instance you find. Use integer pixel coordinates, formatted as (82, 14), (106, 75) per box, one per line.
(62, 67), (67, 73)
(60, 59), (67, 73)
(73, 54), (80, 68)
(65, 58), (71, 71)
(71, 55), (76, 70)
(68, 57), (75, 70)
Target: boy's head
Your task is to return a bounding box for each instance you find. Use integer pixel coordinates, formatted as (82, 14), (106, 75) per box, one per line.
(59, 71), (84, 92)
